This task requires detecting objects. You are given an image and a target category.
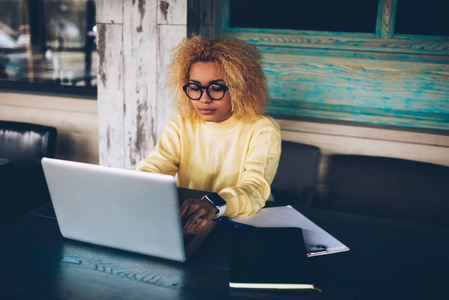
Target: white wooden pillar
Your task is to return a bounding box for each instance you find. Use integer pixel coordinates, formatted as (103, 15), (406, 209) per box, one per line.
(97, 0), (187, 169)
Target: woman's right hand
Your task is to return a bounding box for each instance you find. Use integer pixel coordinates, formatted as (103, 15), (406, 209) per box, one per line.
(179, 198), (218, 236)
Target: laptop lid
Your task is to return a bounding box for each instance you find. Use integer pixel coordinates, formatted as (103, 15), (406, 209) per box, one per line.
(41, 158), (213, 262)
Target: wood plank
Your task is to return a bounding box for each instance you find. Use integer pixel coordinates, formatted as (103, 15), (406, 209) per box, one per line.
(123, 0), (158, 169)
(0, 105), (98, 136)
(156, 25), (186, 137)
(263, 52), (449, 105)
(268, 106), (449, 130)
(375, 0), (397, 39)
(0, 92), (97, 113)
(258, 46), (449, 64)
(157, 0), (187, 25)
(277, 118), (449, 147)
(224, 30), (449, 55)
(260, 49), (449, 130)
(96, 0), (123, 24)
(97, 23), (125, 168)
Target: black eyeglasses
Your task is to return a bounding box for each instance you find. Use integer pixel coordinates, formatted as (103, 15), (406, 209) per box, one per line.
(182, 82), (229, 100)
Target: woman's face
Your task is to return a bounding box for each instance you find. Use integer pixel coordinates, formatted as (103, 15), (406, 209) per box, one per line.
(188, 61), (233, 123)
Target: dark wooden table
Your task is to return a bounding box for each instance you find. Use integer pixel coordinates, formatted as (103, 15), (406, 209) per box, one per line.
(0, 158), (12, 182)
(0, 158), (11, 166)
(0, 158), (14, 226)
(1, 189), (448, 299)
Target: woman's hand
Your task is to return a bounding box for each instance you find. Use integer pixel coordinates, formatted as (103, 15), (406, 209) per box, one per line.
(179, 198), (218, 235)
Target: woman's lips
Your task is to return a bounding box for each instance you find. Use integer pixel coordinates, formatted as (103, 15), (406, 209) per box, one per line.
(199, 108), (216, 114)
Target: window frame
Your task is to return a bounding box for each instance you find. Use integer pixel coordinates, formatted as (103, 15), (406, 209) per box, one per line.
(217, 0), (449, 132)
(219, 0), (449, 55)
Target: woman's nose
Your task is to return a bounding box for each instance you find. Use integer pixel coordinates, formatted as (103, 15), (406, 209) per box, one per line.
(199, 90), (212, 103)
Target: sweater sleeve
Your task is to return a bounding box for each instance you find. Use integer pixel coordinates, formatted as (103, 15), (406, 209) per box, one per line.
(218, 117), (282, 218)
(136, 116), (181, 176)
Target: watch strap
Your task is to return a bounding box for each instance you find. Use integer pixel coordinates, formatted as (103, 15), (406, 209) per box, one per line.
(202, 193), (226, 219)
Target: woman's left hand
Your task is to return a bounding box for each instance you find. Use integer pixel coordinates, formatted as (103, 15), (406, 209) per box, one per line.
(179, 198), (218, 235)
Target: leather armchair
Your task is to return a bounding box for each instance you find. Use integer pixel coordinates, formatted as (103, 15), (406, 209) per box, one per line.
(0, 120), (57, 226)
(271, 141), (321, 205)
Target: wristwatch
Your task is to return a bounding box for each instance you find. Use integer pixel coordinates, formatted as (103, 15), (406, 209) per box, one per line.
(201, 193), (226, 219)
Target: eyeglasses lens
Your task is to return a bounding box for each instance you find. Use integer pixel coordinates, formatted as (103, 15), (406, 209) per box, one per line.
(185, 83), (226, 100)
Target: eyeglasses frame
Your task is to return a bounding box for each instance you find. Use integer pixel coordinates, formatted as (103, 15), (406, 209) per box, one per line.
(182, 82), (229, 101)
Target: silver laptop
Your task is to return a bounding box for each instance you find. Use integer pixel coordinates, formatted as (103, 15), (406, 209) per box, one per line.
(41, 157), (215, 262)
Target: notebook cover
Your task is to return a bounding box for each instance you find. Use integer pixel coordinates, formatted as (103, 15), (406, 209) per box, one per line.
(229, 227), (315, 290)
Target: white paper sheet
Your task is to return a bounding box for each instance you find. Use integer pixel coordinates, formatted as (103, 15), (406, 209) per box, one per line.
(230, 206), (349, 256)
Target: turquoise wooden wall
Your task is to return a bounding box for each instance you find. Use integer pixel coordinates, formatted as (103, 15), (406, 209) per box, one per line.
(219, 0), (449, 131)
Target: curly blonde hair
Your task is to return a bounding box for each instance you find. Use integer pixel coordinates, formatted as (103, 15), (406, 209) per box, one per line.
(168, 36), (268, 120)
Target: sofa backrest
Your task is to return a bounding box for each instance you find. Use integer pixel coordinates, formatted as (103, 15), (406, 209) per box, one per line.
(0, 120), (57, 167)
(271, 141), (320, 205)
(317, 154), (449, 226)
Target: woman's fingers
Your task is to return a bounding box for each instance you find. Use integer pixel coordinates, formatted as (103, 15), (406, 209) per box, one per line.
(180, 198), (218, 235)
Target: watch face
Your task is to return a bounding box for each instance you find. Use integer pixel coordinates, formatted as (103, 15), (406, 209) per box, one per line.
(207, 193), (226, 207)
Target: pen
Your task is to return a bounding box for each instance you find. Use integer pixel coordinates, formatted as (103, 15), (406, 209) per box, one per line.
(306, 245), (328, 256)
(306, 245), (326, 252)
(214, 218), (255, 228)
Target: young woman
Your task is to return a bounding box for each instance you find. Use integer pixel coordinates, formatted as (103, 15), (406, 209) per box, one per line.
(136, 36), (281, 235)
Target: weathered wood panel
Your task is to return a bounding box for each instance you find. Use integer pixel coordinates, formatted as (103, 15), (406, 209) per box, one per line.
(375, 0), (397, 39)
(225, 30), (449, 55)
(242, 54), (448, 130)
(156, 25), (185, 137)
(222, 0), (449, 132)
(262, 48), (449, 130)
(96, 0), (123, 24)
(122, 0), (158, 169)
(0, 93), (97, 118)
(97, 23), (125, 168)
(278, 119), (449, 148)
(157, 0), (187, 25)
(96, 0), (187, 169)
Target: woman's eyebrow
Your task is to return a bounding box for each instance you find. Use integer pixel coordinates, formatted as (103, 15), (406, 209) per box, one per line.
(210, 79), (225, 84)
(189, 79), (225, 84)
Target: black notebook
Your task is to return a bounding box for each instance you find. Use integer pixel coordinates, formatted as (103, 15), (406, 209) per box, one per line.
(229, 227), (315, 290)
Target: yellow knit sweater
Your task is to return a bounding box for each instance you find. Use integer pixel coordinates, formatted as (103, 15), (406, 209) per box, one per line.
(136, 113), (282, 218)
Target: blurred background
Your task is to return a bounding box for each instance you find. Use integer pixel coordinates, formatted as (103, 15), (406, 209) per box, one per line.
(0, 0), (96, 87)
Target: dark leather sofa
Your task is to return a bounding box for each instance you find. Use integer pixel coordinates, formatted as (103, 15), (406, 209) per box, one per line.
(0, 120), (57, 226)
(312, 154), (449, 227)
(272, 140), (449, 227)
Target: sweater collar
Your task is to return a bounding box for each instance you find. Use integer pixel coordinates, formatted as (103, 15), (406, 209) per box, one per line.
(202, 114), (240, 133)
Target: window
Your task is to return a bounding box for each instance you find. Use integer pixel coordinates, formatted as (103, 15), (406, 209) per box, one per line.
(230, 0), (378, 33)
(394, 0), (449, 37)
(0, 0), (96, 97)
(220, 0), (449, 132)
